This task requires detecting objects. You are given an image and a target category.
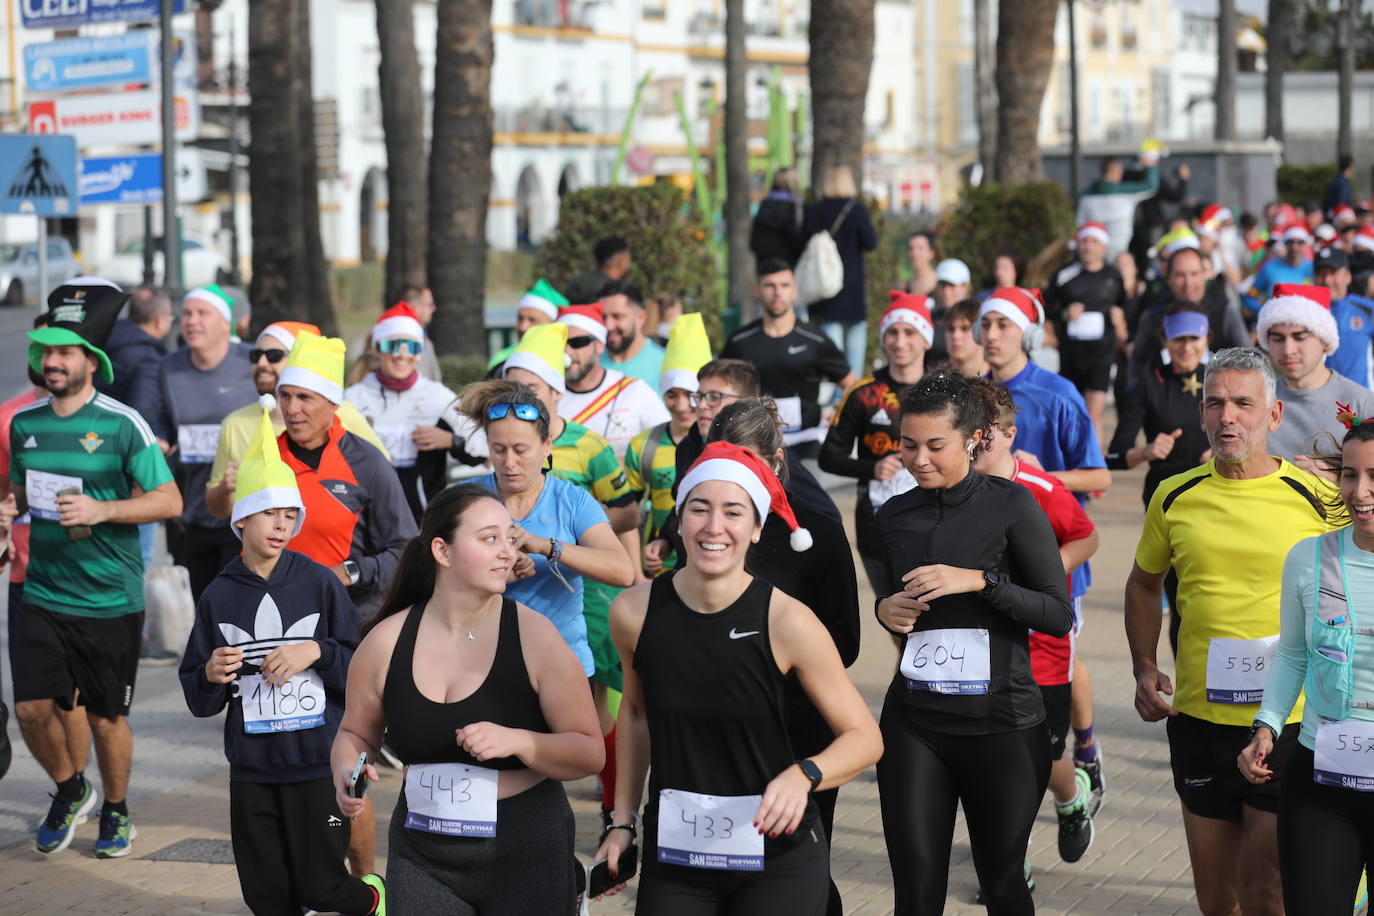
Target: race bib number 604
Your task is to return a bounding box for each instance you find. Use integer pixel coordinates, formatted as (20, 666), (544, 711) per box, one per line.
(901, 628), (991, 695)
(657, 788), (764, 871)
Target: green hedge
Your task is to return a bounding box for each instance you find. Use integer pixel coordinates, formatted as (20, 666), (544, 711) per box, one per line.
(535, 183), (722, 343)
(940, 182), (1075, 288)
(1277, 163), (1346, 206)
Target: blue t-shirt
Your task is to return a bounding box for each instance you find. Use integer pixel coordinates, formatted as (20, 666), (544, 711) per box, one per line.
(1001, 360), (1106, 599)
(477, 473), (609, 675)
(1251, 259), (1314, 309)
(1330, 295), (1374, 389)
(601, 339), (666, 393)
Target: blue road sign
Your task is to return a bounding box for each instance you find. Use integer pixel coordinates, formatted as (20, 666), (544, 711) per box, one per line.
(79, 152), (162, 205)
(24, 33), (153, 93)
(20, 0), (185, 31)
(0, 135), (77, 216)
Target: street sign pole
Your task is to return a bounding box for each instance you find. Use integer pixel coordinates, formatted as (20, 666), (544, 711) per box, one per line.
(159, 0), (181, 295)
(37, 216), (47, 304)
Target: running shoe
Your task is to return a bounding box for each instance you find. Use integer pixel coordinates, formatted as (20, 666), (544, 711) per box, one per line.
(93, 808), (137, 858)
(1078, 754), (1106, 817)
(361, 873), (386, 916)
(35, 778), (97, 854)
(1057, 768), (1095, 863)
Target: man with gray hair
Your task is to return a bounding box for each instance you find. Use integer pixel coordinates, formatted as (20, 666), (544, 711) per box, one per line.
(95, 285), (170, 428)
(1124, 346), (1340, 916)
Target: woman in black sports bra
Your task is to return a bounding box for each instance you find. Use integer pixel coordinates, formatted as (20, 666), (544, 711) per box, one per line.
(592, 441), (882, 914)
(331, 483), (603, 915)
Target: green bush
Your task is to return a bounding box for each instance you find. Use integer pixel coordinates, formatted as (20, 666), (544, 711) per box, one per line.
(1277, 163), (1340, 206)
(940, 182), (1076, 288)
(535, 183), (721, 344)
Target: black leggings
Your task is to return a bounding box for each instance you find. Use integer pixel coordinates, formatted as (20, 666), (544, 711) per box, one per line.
(386, 777), (576, 916)
(1278, 743), (1374, 915)
(877, 703), (1051, 916)
(637, 815), (830, 915)
(228, 778), (376, 916)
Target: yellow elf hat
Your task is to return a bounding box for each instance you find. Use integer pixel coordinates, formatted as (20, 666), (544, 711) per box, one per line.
(502, 321), (569, 394)
(277, 330), (345, 404)
(659, 312), (711, 394)
(230, 394), (306, 541)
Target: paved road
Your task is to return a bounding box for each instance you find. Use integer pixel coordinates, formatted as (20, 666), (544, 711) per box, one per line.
(0, 464), (1211, 913)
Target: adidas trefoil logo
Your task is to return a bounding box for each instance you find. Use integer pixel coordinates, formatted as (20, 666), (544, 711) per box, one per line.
(218, 593), (319, 666)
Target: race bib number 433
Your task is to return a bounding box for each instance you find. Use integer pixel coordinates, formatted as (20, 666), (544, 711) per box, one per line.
(901, 628), (991, 695)
(1205, 636), (1278, 704)
(404, 763), (499, 837)
(657, 789), (763, 871)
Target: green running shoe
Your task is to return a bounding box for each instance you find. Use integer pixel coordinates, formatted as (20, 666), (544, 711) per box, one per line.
(35, 778), (97, 854)
(362, 873), (386, 915)
(92, 808), (137, 858)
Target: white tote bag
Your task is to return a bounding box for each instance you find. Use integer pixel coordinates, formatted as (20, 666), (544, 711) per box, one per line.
(795, 199), (856, 306)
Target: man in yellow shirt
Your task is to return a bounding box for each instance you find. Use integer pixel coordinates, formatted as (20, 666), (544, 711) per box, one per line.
(1125, 347), (1340, 916)
(205, 322), (386, 519)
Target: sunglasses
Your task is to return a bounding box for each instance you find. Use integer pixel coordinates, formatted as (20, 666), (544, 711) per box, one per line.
(250, 348), (288, 364)
(689, 390), (742, 408)
(487, 402), (545, 423)
(566, 335), (597, 349)
(378, 338), (423, 356)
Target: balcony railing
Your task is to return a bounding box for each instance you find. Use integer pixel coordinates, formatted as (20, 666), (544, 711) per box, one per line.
(494, 105), (629, 135)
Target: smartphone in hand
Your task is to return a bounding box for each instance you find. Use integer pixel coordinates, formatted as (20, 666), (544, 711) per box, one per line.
(349, 753), (369, 799)
(588, 843), (638, 897)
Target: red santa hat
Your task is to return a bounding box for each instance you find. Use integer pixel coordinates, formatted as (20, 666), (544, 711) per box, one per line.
(979, 287), (1044, 332)
(557, 303), (608, 343)
(1280, 224), (1313, 244)
(880, 291), (934, 346)
(677, 441), (812, 551)
(1334, 204), (1358, 228)
(371, 302), (425, 346)
(1074, 221), (1110, 248)
(1257, 283), (1338, 354)
(1353, 226), (1374, 253)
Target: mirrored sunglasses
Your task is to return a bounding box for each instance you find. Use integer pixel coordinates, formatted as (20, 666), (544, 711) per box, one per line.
(378, 338), (423, 356)
(487, 402), (544, 422)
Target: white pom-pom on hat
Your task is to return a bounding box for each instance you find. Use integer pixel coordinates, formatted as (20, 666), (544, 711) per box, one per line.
(677, 441), (815, 552)
(258, 393), (276, 411)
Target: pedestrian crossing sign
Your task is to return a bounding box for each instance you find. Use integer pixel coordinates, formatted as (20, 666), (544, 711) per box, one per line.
(0, 134), (77, 216)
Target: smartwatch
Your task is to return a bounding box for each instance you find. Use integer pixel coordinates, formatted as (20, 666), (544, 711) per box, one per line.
(980, 570), (1001, 596)
(1249, 720), (1278, 744)
(794, 758), (823, 793)
(343, 559), (361, 586)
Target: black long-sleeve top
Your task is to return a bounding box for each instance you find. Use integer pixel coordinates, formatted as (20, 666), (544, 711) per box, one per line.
(875, 470), (1073, 735)
(1105, 363), (1209, 507)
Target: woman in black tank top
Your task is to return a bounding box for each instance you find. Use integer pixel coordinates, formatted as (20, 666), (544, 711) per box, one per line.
(592, 442), (881, 913)
(330, 484), (603, 915)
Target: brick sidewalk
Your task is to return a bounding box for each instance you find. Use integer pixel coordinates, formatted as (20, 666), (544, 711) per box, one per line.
(0, 467), (1203, 914)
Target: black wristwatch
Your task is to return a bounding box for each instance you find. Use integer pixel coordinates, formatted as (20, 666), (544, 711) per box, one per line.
(343, 559), (361, 586)
(980, 570), (1001, 596)
(794, 758), (823, 793)
(1249, 720), (1278, 743)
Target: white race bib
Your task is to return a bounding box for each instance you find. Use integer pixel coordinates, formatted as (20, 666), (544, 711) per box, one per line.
(773, 396), (803, 433)
(1067, 311), (1106, 341)
(26, 470), (82, 521)
(901, 628), (992, 695)
(868, 468), (917, 509)
(657, 788), (763, 871)
(375, 425), (418, 468)
(1205, 635), (1278, 704)
(177, 424), (222, 464)
(404, 763), (500, 837)
(238, 670), (326, 734)
(1314, 719), (1374, 791)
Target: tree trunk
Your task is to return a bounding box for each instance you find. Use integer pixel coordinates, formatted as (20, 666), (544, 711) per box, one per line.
(807, 0), (874, 190)
(993, 0), (1058, 184)
(1339, 0), (1354, 158)
(724, 0), (753, 309)
(375, 0), (429, 304)
(1265, 0), (1289, 142)
(1215, 0), (1236, 140)
(247, 0), (308, 332)
(297, 1), (338, 335)
(428, 0), (493, 358)
(974, 0), (997, 176)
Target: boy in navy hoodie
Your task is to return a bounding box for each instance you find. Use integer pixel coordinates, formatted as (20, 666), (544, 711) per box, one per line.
(178, 396), (385, 916)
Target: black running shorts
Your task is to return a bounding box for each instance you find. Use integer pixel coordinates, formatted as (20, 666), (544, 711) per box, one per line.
(10, 604), (143, 719)
(1167, 712), (1297, 821)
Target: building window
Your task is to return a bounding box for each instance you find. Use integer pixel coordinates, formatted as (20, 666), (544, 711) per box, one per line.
(956, 62), (976, 147)
(643, 0), (666, 19)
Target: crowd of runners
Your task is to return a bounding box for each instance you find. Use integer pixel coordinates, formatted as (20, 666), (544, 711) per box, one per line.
(4, 149), (1374, 915)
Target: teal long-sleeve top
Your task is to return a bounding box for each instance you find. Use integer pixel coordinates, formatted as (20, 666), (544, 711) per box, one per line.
(1257, 528), (1374, 749)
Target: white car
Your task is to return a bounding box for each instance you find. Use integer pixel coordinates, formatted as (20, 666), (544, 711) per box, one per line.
(97, 232), (231, 290)
(0, 238), (83, 305)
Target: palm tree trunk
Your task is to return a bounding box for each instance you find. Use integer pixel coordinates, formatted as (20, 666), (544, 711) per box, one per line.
(1265, 0), (1290, 142)
(1338, 0), (1355, 158)
(296, 0), (338, 335)
(1215, 0), (1236, 140)
(974, 0), (997, 176)
(807, 0), (875, 189)
(993, 0), (1058, 184)
(376, 0), (429, 304)
(427, 0), (493, 358)
(724, 0), (753, 308)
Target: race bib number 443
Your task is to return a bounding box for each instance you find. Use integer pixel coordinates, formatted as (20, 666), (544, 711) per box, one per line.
(657, 789), (764, 871)
(1205, 636), (1278, 704)
(901, 628), (991, 695)
(404, 763), (499, 837)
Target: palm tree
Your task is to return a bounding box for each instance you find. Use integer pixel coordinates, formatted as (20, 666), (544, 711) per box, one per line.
(427, 0), (493, 357)
(1216, 0), (1236, 140)
(807, 0), (874, 189)
(296, 1), (338, 335)
(993, 0), (1059, 184)
(724, 0), (752, 309)
(375, 0), (429, 304)
(1265, 0), (1292, 143)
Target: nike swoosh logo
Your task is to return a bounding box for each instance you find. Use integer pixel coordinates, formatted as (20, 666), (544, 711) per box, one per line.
(729, 628), (760, 640)
(787, 345), (807, 354)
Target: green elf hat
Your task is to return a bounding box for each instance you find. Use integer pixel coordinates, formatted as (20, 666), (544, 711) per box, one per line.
(518, 278), (570, 321)
(27, 276), (126, 384)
